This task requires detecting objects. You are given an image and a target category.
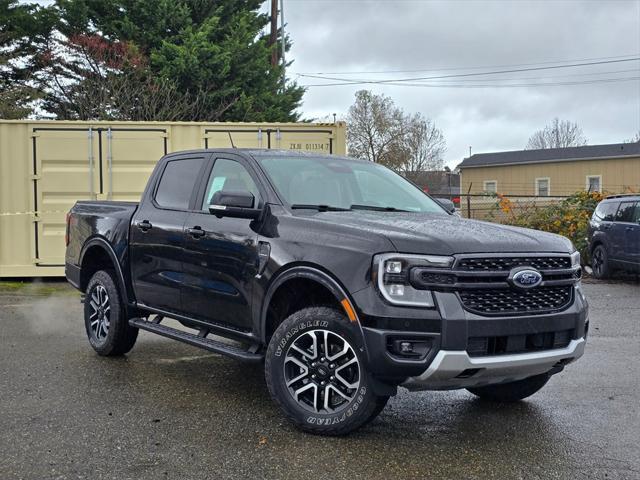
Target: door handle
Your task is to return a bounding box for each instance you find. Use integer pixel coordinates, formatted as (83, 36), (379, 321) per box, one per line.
(187, 226), (205, 238)
(137, 220), (152, 232)
(603, 224), (612, 230)
(626, 226), (634, 232)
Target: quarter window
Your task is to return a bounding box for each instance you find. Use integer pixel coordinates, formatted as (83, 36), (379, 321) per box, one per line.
(201, 159), (261, 211)
(155, 158), (203, 210)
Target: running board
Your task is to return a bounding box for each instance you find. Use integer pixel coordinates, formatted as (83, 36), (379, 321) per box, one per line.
(129, 317), (264, 363)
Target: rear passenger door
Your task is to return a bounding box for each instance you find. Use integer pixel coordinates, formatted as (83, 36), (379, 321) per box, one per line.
(611, 201), (637, 263)
(129, 155), (208, 313)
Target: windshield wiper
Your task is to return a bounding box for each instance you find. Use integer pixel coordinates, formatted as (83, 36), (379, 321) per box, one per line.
(350, 204), (409, 212)
(290, 204), (352, 212)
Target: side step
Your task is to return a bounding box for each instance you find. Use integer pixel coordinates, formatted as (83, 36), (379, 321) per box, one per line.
(129, 317), (264, 363)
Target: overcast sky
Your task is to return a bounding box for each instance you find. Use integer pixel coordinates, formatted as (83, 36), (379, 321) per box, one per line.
(280, 0), (640, 167)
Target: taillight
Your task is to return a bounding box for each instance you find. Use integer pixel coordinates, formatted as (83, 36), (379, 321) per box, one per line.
(65, 213), (71, 246)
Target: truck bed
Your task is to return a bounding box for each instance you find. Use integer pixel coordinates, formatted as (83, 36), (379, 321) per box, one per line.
(65, 201), (139, 283)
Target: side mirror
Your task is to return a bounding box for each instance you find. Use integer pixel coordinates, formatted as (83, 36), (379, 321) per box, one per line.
(209, 190), (261, 219)
(436, 198), (456, 214)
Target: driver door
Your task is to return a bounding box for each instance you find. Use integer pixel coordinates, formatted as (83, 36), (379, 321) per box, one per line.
(180, 155), (264, 330)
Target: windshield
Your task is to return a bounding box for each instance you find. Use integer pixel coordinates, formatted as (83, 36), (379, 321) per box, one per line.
(257, 155), (447, 214)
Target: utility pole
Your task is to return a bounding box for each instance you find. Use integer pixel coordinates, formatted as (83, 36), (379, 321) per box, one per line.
(280, 0), (286, 89)
(270, 0), (278, 67)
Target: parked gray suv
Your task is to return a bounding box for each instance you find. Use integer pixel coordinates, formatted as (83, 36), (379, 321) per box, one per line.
(588, 194), (640, 278)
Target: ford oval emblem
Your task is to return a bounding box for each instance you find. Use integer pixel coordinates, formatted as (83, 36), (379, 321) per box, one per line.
(510, 268), (543, 289)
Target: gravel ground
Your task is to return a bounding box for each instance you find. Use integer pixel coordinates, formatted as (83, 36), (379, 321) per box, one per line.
(0, 279), (638, 480)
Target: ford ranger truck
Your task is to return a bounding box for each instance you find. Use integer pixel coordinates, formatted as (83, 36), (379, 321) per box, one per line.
(65, 149), (588, 435)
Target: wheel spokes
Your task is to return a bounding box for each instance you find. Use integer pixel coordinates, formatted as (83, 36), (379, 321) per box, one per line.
(283, 328), (360, 414)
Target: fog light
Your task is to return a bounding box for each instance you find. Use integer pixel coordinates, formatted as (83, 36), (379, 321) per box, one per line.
(388, 284), (405, 296)
(385, 261), (403, 273)
(399, 341), (413, 353)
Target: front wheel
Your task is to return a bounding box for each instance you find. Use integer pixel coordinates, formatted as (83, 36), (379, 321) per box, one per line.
(466, 373), (550, 402)
(591, 244), (610, 279)
(84, 269), (138, 356)
(265, 307), (385, 435)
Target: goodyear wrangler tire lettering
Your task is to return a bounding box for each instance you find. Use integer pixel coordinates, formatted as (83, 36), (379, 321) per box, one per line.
(265, 307), (386, 435)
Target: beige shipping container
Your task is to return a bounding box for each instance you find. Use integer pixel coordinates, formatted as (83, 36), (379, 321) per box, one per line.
(0, 120), (347, 277)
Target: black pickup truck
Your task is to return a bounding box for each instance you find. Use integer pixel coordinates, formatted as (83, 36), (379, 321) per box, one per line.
(65, 149), (588, 435)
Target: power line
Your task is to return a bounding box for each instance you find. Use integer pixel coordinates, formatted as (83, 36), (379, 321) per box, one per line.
(295, 53), (640, 75)
(375, 68), (639, 85)
(297, 57), (640, 86)
(302, 76), (640, 89)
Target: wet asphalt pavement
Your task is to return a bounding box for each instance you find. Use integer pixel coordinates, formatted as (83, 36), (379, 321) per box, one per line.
(0, 279), (638, 480)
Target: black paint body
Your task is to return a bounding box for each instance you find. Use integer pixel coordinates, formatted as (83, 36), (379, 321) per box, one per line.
(65, 149), (588, 385)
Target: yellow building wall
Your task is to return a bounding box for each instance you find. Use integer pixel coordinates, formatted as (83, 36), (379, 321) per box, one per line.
(0, 120), (346, 277)
(460, 156), (640, 196)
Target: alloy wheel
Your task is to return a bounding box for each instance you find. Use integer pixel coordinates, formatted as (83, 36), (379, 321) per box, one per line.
(89, 284), (111, 342)
(283, 329), (360, 414)
(592, 248), (604, 276)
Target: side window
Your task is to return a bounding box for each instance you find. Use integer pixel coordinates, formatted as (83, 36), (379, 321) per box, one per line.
(616, 202), (637, 223)
(483, 180), (497, 194)
(201, 159), (261, 210)
(155, 158), (203, 210)
(586, 175), (601, 193)
(633, 202), (640, 223)
(535, 178), (550, 197)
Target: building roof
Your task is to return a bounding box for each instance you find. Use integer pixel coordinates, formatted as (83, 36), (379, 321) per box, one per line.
(405, 170), (461, 195)
(458, 142), (640, 169)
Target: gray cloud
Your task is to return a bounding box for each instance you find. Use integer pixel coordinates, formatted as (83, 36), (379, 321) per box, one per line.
(283, 0), (640, 166)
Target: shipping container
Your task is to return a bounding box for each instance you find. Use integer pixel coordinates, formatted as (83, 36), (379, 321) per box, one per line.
(0, 120), (347, 277)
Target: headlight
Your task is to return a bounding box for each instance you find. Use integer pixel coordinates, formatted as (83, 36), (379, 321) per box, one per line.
(373, 253), (454, 307)
(570, 250), (581, 268)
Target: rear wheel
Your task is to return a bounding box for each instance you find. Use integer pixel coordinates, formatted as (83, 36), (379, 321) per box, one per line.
(265, 307), (385, 435)
(84, 270), (138, 356)
(591, 244), (610, 279)
(466, 373), (549, 402)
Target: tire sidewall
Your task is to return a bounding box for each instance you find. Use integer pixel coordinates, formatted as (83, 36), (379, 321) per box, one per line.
(84, 270), (122, 354)
(265, 308), (376, 433)
(592, 245), (609, 279)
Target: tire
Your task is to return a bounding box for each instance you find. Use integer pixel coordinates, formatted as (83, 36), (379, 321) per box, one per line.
(466, 373), (550, 402)
(84, 269), (138, 356)
(591, 244), (610, 279)
(265, 307), (384, 435)
(363, 395), (390, 426)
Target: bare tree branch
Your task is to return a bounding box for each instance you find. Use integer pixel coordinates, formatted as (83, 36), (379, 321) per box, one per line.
(526, 118), (587, 149)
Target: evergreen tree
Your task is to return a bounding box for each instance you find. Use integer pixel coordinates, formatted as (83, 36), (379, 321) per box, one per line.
(39, 0), (304, 121)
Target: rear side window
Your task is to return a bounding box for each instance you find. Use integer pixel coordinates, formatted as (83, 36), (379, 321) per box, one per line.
(155, 158), (202, 210)
(593, 202), (618, 221)
(615, 202), (638, 223)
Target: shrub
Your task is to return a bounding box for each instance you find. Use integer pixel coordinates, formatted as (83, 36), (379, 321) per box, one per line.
(488, 191), (606, 263)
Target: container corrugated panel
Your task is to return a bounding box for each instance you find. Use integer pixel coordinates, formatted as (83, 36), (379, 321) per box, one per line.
(0, 120), (347, 277)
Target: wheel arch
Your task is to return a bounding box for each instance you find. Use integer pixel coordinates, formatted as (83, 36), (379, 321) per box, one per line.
(79, 237), (130, 304)
(259, 264), (363, 344)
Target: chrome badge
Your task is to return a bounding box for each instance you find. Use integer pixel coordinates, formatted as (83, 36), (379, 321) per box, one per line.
(510, 268), (543, 289)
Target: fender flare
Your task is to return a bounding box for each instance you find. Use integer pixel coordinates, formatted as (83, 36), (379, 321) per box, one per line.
(79, 237), (131, 304)
(259, 265), (365, 344)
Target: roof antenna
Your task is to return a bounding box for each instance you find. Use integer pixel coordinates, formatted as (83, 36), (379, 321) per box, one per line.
(228, 132), (236, 148)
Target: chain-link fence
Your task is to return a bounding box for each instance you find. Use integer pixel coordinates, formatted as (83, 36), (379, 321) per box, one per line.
(435, 193), (570, 221)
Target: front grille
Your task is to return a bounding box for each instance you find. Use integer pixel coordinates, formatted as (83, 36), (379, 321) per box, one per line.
(456, 256), (571, 271)
(458, 286), (573, 315)
(467, 329), (574, 357)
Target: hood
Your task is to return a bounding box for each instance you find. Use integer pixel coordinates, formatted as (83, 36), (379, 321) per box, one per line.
(294, 211), (573, 255)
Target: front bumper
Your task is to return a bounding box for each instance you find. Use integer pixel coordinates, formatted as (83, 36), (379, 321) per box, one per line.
(402, 337), (585, 391)
(354, 285), (589, 390)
